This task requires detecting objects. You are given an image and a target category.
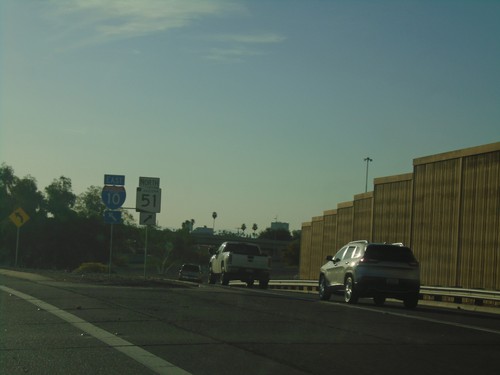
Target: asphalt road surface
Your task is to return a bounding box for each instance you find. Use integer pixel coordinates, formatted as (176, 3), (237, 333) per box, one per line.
(1, 271), (499, 375)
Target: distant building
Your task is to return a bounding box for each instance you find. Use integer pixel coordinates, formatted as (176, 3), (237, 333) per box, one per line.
(271, 221), (289, 231)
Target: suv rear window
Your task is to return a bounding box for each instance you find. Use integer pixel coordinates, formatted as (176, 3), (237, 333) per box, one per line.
(224, 243), (261, 255)
(364, 245), (416, 262)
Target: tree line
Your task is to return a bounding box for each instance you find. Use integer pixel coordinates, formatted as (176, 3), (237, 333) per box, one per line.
(1, 164), (300, 272)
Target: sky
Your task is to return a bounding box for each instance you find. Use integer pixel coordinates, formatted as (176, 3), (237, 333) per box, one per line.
(1, 0), (499, 232)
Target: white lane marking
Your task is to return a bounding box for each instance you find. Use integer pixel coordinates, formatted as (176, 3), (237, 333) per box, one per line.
(250, 287), (500, 336)
(323, 300), (500, 336)
(0, 285), (191, 375)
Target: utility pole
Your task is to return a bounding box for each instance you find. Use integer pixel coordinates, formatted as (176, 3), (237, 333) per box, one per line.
(364, 157), (373, 192)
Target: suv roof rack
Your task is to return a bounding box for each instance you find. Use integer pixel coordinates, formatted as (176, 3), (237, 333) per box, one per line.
(348, 240), (369, 244)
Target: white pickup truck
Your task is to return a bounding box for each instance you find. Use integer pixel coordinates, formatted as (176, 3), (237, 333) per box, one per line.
(208, 241), (271, 288)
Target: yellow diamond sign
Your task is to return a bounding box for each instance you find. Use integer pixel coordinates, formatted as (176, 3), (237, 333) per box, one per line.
(9, 208), (30, 228)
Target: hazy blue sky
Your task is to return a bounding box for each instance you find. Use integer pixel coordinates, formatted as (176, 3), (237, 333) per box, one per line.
(1, 0), (499, 232)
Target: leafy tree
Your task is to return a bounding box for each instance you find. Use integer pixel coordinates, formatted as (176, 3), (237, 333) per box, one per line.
(0, 164), (19, 264)
(75, 185), (105, 218)
(0, 165), (46, 266)
(181, 219), (195, 232)
(11, 176), (45, 217)
(1, 164), (44, 218)
(282, 230), (301, 266)
(45, 176), (76, 220)
(0, 163), (16, 186)
(258, 227), (293, 241)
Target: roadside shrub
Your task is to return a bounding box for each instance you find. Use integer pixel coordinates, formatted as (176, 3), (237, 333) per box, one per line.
(73, 262), (108, 274)
(113, 254), (129, 267)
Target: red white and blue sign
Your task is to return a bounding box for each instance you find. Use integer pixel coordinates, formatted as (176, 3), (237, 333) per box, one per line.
(102, 185), (126, 210)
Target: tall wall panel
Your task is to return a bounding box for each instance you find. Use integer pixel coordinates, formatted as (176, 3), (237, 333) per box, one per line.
(373, 174), (413, 244)
(299, 222), (312, 280)
(309, 217), (325, 279)
(336, 202), (354, 246)
(322, 210), (337, 260)
(412, 159), (462, 286)
(353, 192), (373, 241)
(459, 151), (500, 289)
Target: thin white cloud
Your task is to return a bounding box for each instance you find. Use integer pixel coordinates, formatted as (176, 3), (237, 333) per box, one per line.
(44, 1), (285, 62)
(47, 0), (244, 45)
(210, 33), (286, 44)
(203, 33), (286, 62)
(204, 47), (264, 63)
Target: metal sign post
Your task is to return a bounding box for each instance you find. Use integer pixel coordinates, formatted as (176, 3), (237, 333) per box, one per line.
(144, 226), (148, 279)
(15, 227), (20, 267)
(9, 208), (30, 268)
(108, 224), (114, 277)
(102, 174), (126, 278)
(137, 177), (161, 280)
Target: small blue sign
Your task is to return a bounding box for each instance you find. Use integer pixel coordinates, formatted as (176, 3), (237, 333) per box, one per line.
(101, 186), (126, 209)
(104, 174), (125, 186)
(104, 210), (122, 224)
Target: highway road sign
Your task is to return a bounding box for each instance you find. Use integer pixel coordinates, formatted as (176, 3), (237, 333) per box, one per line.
(104, 174), (125, 186)
(139, 177), (160, 189)
(136, 187), (161, 213)
(9, 208), (30, 228)
(104, 210), (122, 224)
(102, 185), (126, 209)
(140, 212), (156, 226)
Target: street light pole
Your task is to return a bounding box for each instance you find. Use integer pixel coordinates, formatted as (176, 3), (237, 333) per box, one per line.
(364, 157), (373, 192)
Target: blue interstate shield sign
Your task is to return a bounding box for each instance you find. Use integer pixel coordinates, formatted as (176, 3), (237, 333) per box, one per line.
(101, 185), (126, 209)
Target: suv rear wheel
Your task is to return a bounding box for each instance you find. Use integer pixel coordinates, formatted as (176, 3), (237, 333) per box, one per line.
(319, 275), (331, 301)
(344, 276), (358, 304)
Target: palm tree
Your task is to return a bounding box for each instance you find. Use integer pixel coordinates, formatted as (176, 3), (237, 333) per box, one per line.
(241, 223), (247, 236)
(212, 212), (217, 231)
(252, 223), (258, 238)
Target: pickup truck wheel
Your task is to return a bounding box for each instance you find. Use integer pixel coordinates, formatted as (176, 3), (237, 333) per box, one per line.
(373, 295), (386, 306)
(258, 279), (269, 289)
(220, 270), (229, 286)
(403, 293), (419, 309)
(208, 269), (217, 284)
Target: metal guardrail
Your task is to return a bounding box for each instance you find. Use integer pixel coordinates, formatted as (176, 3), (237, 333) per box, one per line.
(233, 280), (500, 307)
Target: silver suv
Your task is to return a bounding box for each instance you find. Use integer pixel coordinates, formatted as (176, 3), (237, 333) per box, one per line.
(319, 240), (420, 308)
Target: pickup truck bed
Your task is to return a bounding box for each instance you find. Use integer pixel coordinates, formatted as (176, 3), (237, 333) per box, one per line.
(208, 242), (271, 288)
